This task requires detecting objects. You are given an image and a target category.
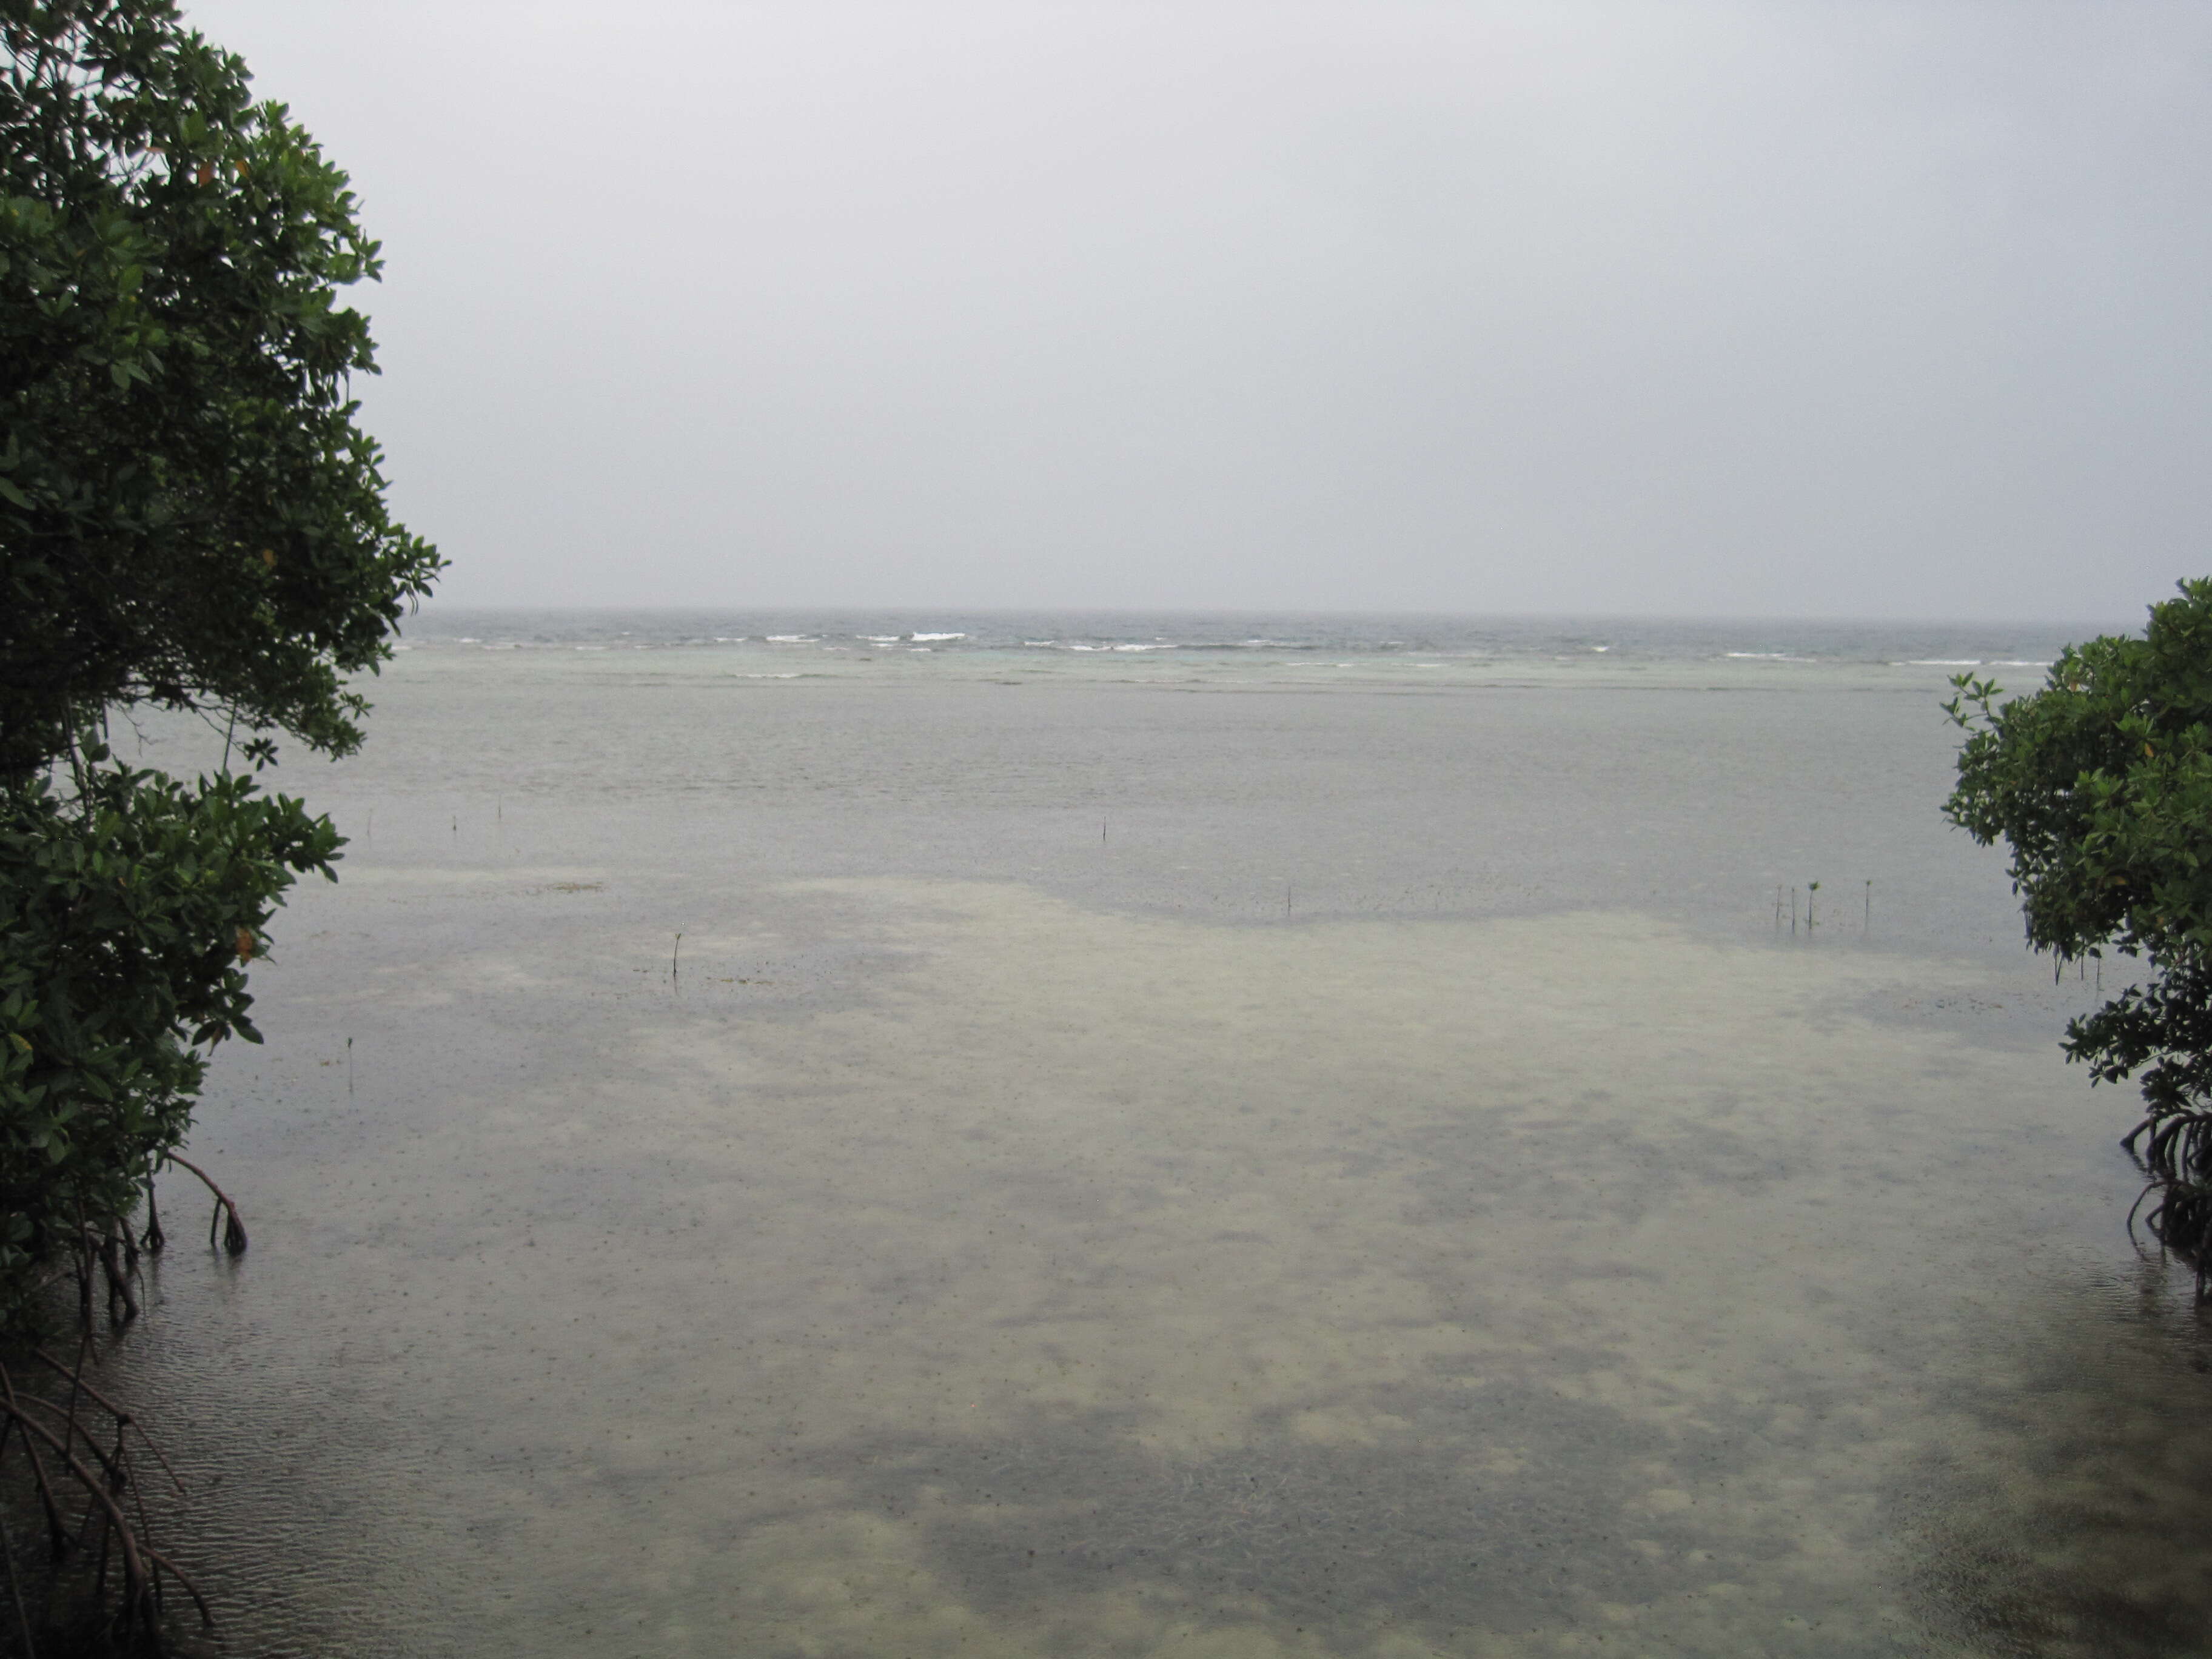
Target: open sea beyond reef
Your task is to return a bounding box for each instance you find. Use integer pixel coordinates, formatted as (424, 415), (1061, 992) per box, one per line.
(91, 609), (2212, 1657)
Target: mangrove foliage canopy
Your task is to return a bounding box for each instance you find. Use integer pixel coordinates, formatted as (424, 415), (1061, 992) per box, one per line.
(1946, 579), (2212, 1261)
(0, 0), (439, 1326)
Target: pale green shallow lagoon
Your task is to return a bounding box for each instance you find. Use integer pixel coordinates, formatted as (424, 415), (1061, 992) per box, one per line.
(94, 645), (2212, 1657)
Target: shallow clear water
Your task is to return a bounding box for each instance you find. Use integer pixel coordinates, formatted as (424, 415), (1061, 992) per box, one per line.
(89, 621), (2212, 1657)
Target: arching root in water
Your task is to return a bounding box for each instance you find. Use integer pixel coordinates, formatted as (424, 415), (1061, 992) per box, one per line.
(158, 1155), (247, 1258)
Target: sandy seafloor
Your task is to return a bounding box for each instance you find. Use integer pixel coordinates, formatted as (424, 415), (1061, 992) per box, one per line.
(87, 628), (2212, 1657)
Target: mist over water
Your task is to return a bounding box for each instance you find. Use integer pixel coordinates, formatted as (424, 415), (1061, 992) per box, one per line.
(93, 614), (2212, 1656)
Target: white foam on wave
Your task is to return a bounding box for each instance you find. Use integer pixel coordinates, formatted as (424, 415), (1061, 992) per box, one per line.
(765, 634), (816, 643)
(734, 672), (800, 679)
(1724, 652), (1803, 660)
(857, 635), (900, 643)
(1990, 660), (2053, 667)
(1905, 659), (1982, 666)
(1024, 640), (1055, 646)
(911, 632), (966, 642)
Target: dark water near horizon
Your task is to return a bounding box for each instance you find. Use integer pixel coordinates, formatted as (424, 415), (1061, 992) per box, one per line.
(59, 611), (2212, 1658)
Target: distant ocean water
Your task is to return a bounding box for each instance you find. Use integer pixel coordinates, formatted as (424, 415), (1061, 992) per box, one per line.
(396, 608), (2109, 694)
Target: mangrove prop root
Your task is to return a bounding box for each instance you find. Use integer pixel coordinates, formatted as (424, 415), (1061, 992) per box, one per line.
(7, 1398), (127, 1489)
(30, 1351), (186, 1499)
(61, 1329), (91, 1473)
(139, 1550), (210, 1630)
(0, 1499), (34, 1659)
(2125, 1107), (2212, 1294)
(99, 1231), (139, 1323)
(0, 1352), (215, 1651)
(4, 1406), (158, 1637)
(1, 1373), (73, 1563)
(161, 1154), (247, 1256)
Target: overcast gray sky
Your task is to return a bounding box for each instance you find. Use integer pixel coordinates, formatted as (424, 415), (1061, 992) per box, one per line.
(186, 1), (2211, 618)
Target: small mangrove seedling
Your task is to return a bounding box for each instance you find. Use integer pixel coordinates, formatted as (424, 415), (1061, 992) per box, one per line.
(1791, 887), (1798, 935)
(1864, 879), (1872, 931)
(672, 933), (683, 987)
(1806, 880), (1820, 931)
(347, 1036), (354, 1096)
